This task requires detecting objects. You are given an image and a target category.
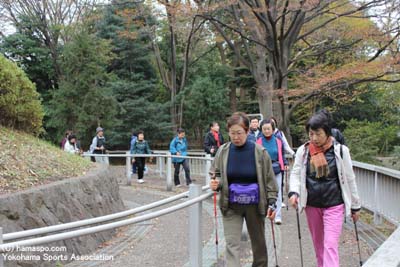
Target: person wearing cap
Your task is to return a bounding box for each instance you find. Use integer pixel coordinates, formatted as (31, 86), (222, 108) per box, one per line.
(90, 127), (107, 163)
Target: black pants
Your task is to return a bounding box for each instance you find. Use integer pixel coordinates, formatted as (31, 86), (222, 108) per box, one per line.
(135, 157), (146, 179)
(92, 150), (105, 162)
(174, 160), (191, 185)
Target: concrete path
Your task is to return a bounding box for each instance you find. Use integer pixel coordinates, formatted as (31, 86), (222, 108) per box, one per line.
(66, 166), (374, 267)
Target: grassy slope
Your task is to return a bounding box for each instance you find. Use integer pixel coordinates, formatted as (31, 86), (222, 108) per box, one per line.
(0, 127), (93, 194)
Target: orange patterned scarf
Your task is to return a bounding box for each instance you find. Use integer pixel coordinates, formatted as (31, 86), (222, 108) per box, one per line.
(309, 136), (333, 178)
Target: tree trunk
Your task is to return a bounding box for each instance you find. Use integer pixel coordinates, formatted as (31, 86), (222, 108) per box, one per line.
(216, 41), (237, 113)
(229, 86), (237, 112)
(166, 1), (178, 132)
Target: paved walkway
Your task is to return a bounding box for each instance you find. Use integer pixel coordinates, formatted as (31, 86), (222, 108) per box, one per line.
(66, 166), (374, 267)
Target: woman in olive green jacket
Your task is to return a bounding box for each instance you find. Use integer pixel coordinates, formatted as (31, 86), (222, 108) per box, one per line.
(210, 112), (278, 267)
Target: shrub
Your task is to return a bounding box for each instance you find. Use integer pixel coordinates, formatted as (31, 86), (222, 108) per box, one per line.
(343, 119), (399, 163)
(0, 54), (44, 135)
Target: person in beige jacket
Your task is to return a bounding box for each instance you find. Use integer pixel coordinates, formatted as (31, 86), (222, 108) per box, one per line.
(210, 112), (278, 267)
(289, 110), (361, 267)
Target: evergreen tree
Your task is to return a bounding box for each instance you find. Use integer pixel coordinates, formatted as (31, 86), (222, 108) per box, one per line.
(47, 26), (117, 148)
(181, 51), (231, 144)
(97, 1), (169, 149)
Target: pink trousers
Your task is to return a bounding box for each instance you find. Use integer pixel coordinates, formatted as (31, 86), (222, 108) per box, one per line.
(305, 204), (345, 267)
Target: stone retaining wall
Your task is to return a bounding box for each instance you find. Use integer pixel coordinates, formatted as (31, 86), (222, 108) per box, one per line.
(0, 164), (125, 267)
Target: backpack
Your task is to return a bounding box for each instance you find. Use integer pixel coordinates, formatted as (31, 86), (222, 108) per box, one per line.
(331, 128), (346, 145)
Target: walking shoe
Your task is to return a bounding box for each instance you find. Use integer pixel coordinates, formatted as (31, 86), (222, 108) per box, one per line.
(275, 218), (282, 225)
(138, 179), (144, 184)
(176, 184), (182, 188)
(281, 202), (286, 208)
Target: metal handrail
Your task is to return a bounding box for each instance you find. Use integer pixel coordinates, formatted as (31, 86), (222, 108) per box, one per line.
(0, 191), (213, 252)
(352, 160), (400, 225)
(353, 161), (400, 179)
(3, 192), (188, 241)
(83, 153), (213, 161)
(3, 184), (210, 242)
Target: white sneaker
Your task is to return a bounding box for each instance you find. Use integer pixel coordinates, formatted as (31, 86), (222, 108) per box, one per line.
(281, 202), (286, 208)
(275, 218), (282, 225)
(138, 179), (144, 184)
(176, 184), (182, 188)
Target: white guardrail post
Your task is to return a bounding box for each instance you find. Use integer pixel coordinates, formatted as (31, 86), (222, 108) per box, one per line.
(0, 227), (3, 267)
(166, 152), (173, 191)
(189, 184), (202, 267)
(158, 156), (163, 177)
(205, 154), (211, 187)
(126, 152), (132, 186)
(374, 171), (382, 225)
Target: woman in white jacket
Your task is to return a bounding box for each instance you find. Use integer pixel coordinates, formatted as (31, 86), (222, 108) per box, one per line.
(289, 110), (361, 267)
(64, 134), (79, 154)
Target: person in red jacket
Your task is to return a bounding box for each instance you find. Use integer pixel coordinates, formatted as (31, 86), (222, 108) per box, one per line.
(204, 122), (225, 157)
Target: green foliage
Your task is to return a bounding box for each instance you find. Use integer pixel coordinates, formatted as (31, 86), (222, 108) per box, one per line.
(0, 54), (44, 134)
(0, 30), (56, 101)
(181, 54), (230, 142)
(343, 119), (399, 163)
(46, 26), (117, 148)
(393, 146), (400, 157)
(96, 2), (170, 148)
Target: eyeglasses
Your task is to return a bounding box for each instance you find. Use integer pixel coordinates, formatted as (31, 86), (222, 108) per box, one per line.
(229, 131), (247, 136)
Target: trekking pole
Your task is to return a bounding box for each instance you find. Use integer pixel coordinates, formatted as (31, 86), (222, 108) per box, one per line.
(285, 171), (289, 210)
(295, 207), (304, 267)
(354, 221), (363, 266)
(210, 171), (220, 265)
(213, 190), (219, 264)
(270, 220), (279, 267)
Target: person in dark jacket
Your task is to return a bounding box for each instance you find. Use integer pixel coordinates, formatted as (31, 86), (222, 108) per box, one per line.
(90, 127), (107, 163)
(247, 118), (260, 143)
(131, 130), (152, 184)
(129, 130), (138, 174)
(204, 122), (225, 157)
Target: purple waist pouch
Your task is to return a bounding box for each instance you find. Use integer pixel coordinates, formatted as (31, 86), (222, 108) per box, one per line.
(229, 183), (259, 205)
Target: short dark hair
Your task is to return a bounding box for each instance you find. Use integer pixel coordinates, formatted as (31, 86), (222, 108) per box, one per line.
(306, 110), (332, 136)
(227, 112), (249, 131)
(250, 118), (259, 122)
(137, 130), (144, 136)
(68, 134), (76, 141)
(259, 119), (276, 131)
(209, 122), (218, 128)
(177, 128), (185, 134)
